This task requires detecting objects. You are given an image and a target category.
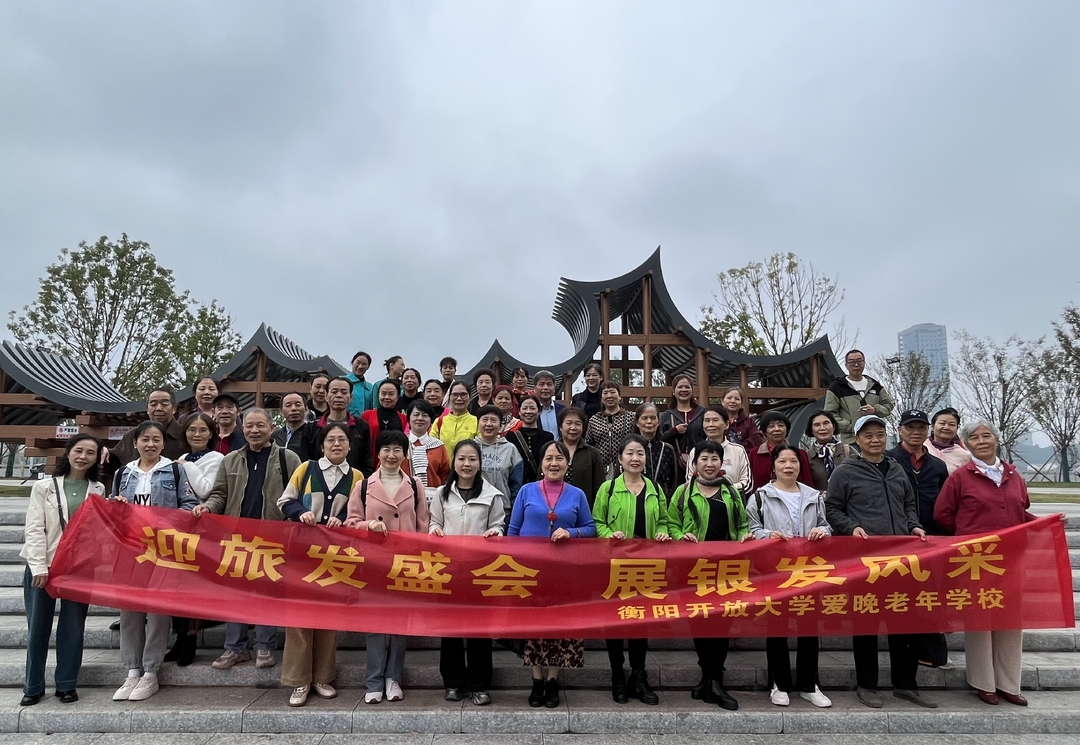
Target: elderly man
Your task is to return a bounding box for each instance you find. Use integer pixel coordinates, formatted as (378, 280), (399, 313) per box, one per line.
(108, 388), (184, 474)
(213, 392), (246, 454)
(533, 370), (565, 440)
(824, 350), (895, 444)
(195, 408), (301, 670)
(826, 415), (932, 709)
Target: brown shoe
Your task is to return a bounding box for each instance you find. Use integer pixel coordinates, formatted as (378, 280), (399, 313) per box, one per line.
(977, 690), (999, 705)
(997, 690), (1028, 706)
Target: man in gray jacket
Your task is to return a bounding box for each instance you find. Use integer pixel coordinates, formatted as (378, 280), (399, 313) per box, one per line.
(825, 415), (931, 709)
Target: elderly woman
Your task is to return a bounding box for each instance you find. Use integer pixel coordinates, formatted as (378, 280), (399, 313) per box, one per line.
(748, 411), (814, 492)
(925, 408), (972, 474)
(934, 420), (1035, 707)
(804, 410), (853, 491)
(584, 381), (637, 478)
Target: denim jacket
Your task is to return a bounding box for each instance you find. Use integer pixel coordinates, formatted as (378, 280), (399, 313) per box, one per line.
(113, 458), (197, 510)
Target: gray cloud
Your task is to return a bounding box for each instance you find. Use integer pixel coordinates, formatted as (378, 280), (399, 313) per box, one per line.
(2, 1), (1077, 383)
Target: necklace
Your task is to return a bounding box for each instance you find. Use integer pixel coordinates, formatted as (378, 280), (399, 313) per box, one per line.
(540, 479), (565, 529)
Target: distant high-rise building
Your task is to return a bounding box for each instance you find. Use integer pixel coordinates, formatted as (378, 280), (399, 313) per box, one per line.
(898, 323), (950, 407)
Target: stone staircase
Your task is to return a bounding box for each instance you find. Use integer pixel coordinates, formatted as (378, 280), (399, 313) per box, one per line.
(1, 497), (1077, 735)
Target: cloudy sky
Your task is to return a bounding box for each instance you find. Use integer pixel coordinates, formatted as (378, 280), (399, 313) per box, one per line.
(2, 1), (1077, 383)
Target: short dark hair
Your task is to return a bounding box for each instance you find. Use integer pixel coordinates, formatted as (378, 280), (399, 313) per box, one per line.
(407, 399), (437, 419)
(511, 366), (529, 378)
(134, 420), (168, 440)
(281, 391), (307, 407)
(383, 355), (403, 372)
(329, 376), (354, 392)
(600, 381), (621, 394)
(694, 439), (725, 463)
(583, 362), (603, 376)
(149, 387), (176, 405)
(759, 410), (791, 433)
(375, 429), (409, 453)
(770, 443), (801, 465)
(439, 357), (458, 368)
(310, 372), (331, 387)
(54, 435), (102, 482)
(805, 409), (839, 438)
(534, 370), (556, 384)
(703, 405), (730, 423)
(518, 394), (542, 410)
(351, 351), (371, 365)
(318, 422), (353, 452)
(476, 404), (502, 423)
(194, 376), (219, 391)
(666, 373), (697, 409)
(931, 407), (961, 426)
(473, 368), (496, 386)
(538, 439), (569, 462)
(557, 406), (587, 429)
(845, 349), (865, 361)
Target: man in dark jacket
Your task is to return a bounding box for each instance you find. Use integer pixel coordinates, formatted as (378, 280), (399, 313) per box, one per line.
(826, 415), (933, 710)
(271, 391), (308, 458)
(298, 377), (374, 476)
(107, 388), (184, 477)
(885, 409), (952, 670)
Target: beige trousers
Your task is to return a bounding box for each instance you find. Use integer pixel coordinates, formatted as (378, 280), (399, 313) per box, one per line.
(964, 629), (1023, 695)
(281, 628), (338, 688)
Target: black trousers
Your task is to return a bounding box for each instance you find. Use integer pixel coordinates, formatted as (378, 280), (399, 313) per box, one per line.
(692, 637), (730, 685)
(852, 634), (920, 691)
(440, 637), (493, 692)
(766, 636), (819, 693)
(605, 638), (647, 673)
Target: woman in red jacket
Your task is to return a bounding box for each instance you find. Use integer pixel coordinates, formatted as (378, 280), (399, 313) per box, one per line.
(361, 380), (408, 468)
(747, 411), (814, 492)
(722, 388), (764, 451)
(934, 420), (1034, 707)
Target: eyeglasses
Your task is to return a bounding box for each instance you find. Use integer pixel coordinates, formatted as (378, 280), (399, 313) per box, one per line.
(450, 392), (469, 398)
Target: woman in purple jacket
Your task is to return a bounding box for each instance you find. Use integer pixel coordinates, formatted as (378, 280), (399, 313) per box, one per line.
(508, 440), (596, 709)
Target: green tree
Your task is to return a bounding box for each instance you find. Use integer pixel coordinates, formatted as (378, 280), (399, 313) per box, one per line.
(1028, 308), (1080, 481)
(8, 234), (242, 399)
(699, 252), (853, 355)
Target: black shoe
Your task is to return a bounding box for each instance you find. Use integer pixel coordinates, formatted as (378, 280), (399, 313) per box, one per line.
(628, 667), (659, 705)
(711, 680), (738, 711)
(690, 669), (708, 701)
(20, 693), (43, 707)
(528, 678), (545, 708)
(611, 670), (628, 704)
(445, 687), (463, 701)
(544, 678), (561, 708)
(56, 690), (78, 704)
(176, 635), (198, 667)
(163, 642), (181, 663)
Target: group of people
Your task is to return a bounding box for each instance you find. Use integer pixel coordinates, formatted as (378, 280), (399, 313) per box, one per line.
(21, 349), (1038, 713)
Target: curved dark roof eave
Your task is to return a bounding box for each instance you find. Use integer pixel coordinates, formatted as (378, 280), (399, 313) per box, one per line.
(0, 341), (144, 414)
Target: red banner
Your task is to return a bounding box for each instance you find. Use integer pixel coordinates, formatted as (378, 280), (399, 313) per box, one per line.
(48, 496), (1074, 638)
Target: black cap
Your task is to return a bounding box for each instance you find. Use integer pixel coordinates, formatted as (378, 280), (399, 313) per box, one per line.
(212, 392), (241, 408)
(898, 409), (930, 426)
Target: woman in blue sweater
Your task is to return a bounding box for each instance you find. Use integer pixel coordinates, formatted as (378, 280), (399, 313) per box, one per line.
(508, 440), (596, 709)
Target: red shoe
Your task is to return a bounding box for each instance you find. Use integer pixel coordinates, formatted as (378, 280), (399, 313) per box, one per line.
(977, 690), (999, 705)
(997, 690), (1028, 706)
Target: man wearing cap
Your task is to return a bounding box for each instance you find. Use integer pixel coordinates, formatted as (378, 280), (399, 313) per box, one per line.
(825, 414), (933, 709)
(886, 409), (953, 670)
(824, 350), (895, 444)
(213, 393), (247, 454)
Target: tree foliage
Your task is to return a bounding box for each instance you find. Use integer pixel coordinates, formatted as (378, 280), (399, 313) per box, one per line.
(872, 351), (950, 437)
(950, 330), (1041, 461)
(1028, 309), (1080, 481)
(699, 252), (853, 356)
(8, 234), (242, 399)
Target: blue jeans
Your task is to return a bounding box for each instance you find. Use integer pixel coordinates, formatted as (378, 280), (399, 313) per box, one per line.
(366, 633), (406, 692)
(24, 566), (88, 696)
(224, 622), (277, 653)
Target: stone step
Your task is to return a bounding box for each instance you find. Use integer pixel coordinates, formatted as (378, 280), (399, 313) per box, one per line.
(0, 544), (24, 564)
(1072, 549), (1080, 569)
(4, 686), (1078, 735)
(2, 648), (1078, 691)
(1, 615), (1077, 654)
(0, 588), (115, 616)
(0, 528), (22, 544)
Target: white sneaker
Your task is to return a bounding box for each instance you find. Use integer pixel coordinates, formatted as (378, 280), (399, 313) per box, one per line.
(385, 678), (403, 701)
(113, 676), (140, 701)
(365, 690), (383, 704)
(800, 686), (832, 708)
(769, 685), (790, 706)
(128, 674), (159, 701)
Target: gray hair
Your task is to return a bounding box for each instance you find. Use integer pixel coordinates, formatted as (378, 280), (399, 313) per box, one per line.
(244, 407), (272, 424)
(960, 419), (1001, 445)
(534, 370), (556, 384)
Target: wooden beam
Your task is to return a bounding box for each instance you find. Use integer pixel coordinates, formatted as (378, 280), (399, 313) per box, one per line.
(0, 394), (55, 406)
(810, 354), (821, 389)
(613, 385), (826, 401)
(596, 334), (692, 347)
(220, 382), (309, 394)
(695, 349), (709, 404)
(642, 274), (653, 402)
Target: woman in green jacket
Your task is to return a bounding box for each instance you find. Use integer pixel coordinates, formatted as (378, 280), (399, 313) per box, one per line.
(592, 435), (670, 706)
(667, 440), (748, 712)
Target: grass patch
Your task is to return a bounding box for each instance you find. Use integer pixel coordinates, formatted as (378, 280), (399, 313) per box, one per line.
(0, 486), (31, 498)
(1028, 482), (1080, 489)
(1029, 492), (1080, 504)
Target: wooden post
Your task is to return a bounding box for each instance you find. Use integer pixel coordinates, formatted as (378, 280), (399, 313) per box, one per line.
(642, 274), (653, 402)
(255, 350), (266, 409)
(810, 354), (821, 389)
(695, 348), (709, 404)
(600, 292), (611, 380)
(739, 365), (749, 392)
